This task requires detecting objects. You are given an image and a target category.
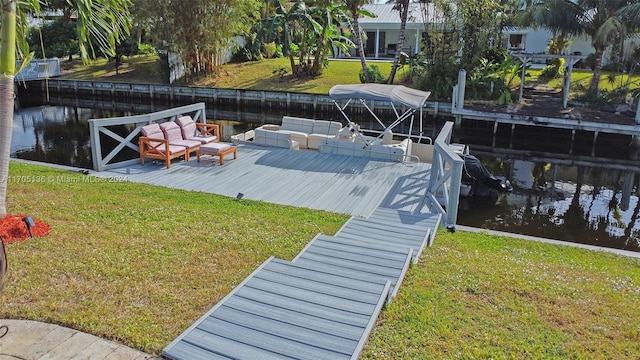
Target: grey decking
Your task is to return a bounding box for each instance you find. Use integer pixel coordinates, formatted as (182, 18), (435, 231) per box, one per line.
(163, 207), (439, 360)
(162, 257), (390, 360)
(94, 144), (433, 217)
(339, 207), (442, 259)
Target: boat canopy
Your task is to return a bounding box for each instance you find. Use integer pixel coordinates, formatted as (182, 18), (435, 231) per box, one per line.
(329, 84), (431, 109)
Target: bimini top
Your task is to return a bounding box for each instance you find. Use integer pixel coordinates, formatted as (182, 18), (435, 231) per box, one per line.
(329, 84), (431, 110)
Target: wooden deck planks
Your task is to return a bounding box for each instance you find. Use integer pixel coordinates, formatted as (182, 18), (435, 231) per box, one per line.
(96, 144), (432, 216)
(163, 257), (391, 360)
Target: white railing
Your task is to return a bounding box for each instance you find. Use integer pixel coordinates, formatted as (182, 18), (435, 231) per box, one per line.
(88, 103), (207, 171)
(15, 59), (61, 81)
(427, 121), (464, 230)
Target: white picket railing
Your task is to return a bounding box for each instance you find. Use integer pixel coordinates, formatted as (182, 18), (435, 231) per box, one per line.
(15, 59), (61, 81)
(88, 102), (207, 171)
(427, 121), (464, 230)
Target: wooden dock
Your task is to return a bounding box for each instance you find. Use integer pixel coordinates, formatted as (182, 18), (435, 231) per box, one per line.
(94, 143), (434, 217)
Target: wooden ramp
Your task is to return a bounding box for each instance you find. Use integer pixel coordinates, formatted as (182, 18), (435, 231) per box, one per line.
(163, 207), (440, 360)
(339, 207), (442, 261)
(163, 257), (390, 360)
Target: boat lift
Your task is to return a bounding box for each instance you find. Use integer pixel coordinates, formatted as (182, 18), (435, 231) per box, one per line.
(328, 84), (432, 145)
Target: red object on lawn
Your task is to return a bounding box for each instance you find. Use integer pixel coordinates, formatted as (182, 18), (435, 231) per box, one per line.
(0, 214), (51, 245)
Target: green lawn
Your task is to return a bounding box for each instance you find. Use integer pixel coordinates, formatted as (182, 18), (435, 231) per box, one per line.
(61, 55), (394, 93)
(60, 54), (640, 98)
(59, 54), (168, 84)
(190, 57), (394, 94)
(2, 163), (639, 358)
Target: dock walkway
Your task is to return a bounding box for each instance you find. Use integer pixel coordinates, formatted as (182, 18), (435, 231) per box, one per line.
(162, 207), (439, 360)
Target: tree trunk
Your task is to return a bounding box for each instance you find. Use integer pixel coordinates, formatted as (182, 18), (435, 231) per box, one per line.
(0, 0), (17, 218)
(289, 51), (297, 76)
(352, 14), (369, 83)
(311, 26), (328, 76)
(388, 0), (409, 84)
(588, 46), (604, 96)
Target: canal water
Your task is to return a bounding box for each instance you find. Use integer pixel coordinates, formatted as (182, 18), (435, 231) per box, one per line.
(11, 95), (640, 252)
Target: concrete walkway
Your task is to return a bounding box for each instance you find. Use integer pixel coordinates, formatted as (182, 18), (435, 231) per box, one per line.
(0, 320), (158, 360)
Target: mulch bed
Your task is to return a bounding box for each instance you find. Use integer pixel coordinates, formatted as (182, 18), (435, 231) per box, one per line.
(0, 214), (51, 245)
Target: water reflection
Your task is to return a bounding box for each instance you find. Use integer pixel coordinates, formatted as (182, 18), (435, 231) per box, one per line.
(13, 106), (98, 168)
(460, 156), (640, 252)
(10, 99), (640, 252)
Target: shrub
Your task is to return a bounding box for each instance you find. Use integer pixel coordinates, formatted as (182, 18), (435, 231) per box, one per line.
(27, 19), (78, 59)
(263, 42), (277, 59)
(409, 57), (460, 100)
(138, 43), (156, 55)
(359, 64), (386, 84)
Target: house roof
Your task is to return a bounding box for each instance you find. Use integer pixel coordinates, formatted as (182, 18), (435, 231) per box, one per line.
(360, 3), (438, 25)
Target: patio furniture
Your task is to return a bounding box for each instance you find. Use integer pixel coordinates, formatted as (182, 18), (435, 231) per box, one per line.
(253, 116), (341, 150)
(386, 44), (397, 56)
(159, 121), (202, 161)
(138, 123), (188, 169)
(197, 142), (237, 165)
(175, 115), (220, 144)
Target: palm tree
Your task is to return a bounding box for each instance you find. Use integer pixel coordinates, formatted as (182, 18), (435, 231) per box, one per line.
(387, 0), (409, 84)
(0, 0), (130, 218)
(266, 0), (319, 75)
(310, 1), (353, 76)
(344, 0), (371, 82)
(516, 0), (640, 95)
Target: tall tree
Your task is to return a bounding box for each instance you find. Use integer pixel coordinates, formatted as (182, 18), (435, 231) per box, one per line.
(0, 0), (131, 218)
(265, 0), (319, 75)
(387, 0), (409, 84)
(458, 0), (503, 69)
(160, 0), (259, 78)
(344, 0), (371, 82)
(516, 0), (640, 95)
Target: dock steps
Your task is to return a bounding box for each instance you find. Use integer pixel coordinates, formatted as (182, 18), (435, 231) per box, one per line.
(293, 234), (413, 298)
(163, 207), (441, 360)
(338, 208), (441, 262)
(163, 257), (389, 360)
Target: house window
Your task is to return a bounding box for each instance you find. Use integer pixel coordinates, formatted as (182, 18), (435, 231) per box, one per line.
(509, 34), (525, 51)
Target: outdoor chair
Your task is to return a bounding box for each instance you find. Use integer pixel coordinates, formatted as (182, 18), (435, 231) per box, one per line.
(386, 44), (397, 56)
(159, 121), (202, 161)
(175, 115), (220, 144)
(138, 123), (188, 169)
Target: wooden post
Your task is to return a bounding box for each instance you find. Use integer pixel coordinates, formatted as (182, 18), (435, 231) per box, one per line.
(457, 69), (466, 110)
(518, 56), (528, 103)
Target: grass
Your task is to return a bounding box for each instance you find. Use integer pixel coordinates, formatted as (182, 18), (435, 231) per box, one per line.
(190, 57), (394, 94)
(519, 68), (640, 98)
(61, 55), (394, 93)
(362, 231), (640, 359)
(2, 162), (640, 358)
(60, 54), (640, 99)
(59, 54), (168, 84)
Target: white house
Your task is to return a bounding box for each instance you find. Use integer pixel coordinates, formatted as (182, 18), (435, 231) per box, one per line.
(352, 3), (639, 67)
(350, 3), (443, 59)
(504, 27), (639, 66)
